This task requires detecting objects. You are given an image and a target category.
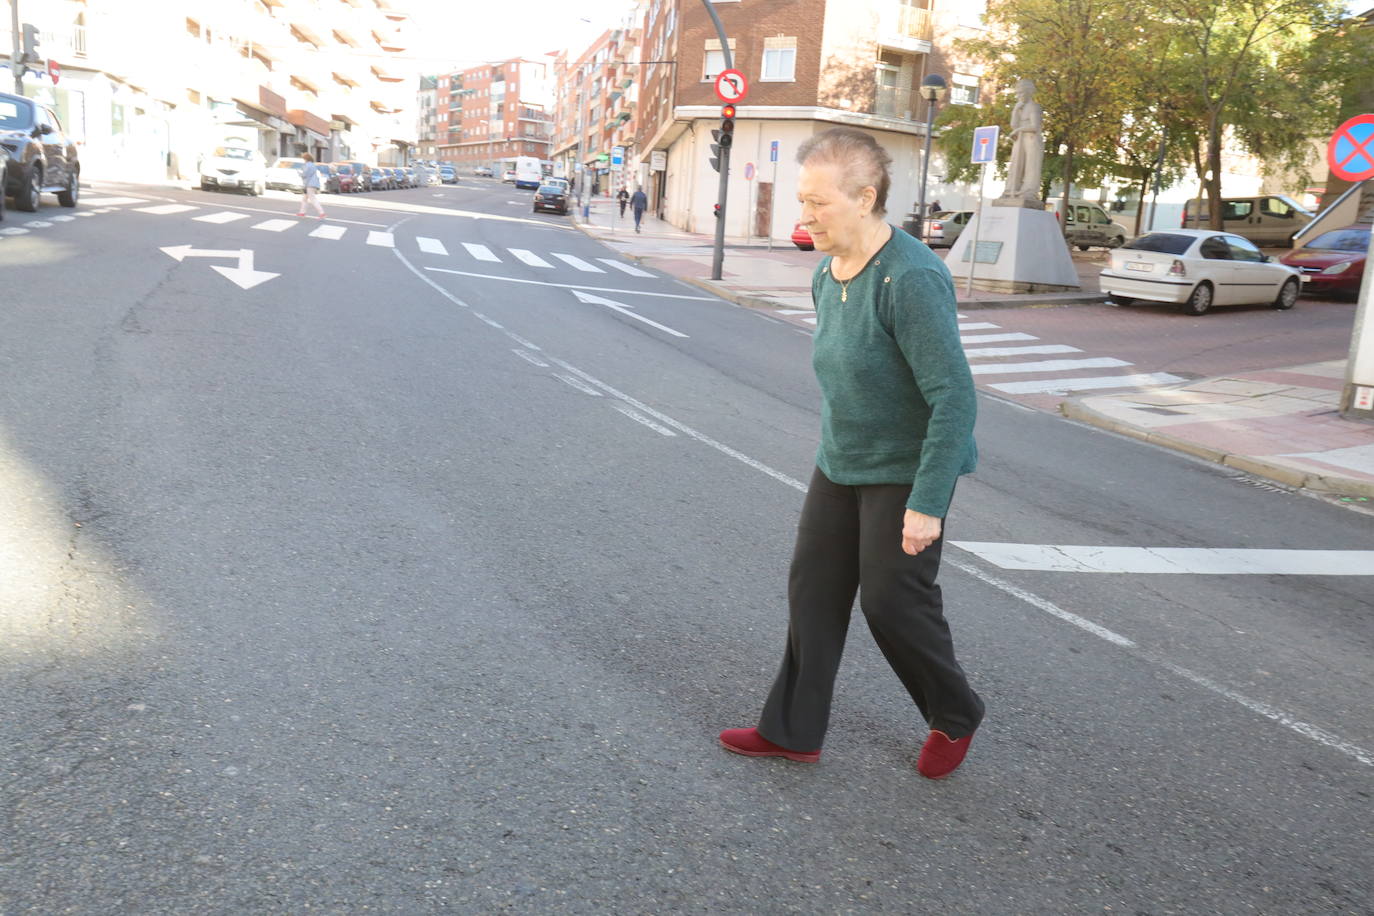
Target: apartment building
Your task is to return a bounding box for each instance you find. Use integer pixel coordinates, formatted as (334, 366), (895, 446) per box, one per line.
(624, 0), (990, 238)
(2, 0), (419, 182)
(416, 74), (438, 160)
(434, 58), (552, 172)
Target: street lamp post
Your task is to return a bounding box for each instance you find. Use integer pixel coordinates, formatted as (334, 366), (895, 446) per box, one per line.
(913, 74), (947, 244)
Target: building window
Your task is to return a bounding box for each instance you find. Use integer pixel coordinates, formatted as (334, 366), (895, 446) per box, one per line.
(950, 73), (980, 106)
(761, 37), (796, 82)
(702, 39), (737, 81)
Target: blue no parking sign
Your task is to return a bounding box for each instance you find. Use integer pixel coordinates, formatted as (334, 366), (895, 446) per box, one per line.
(1327, 114), (1374, 182)
(971, 125), (999, 164)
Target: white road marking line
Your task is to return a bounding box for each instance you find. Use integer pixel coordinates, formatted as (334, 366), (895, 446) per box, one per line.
(309, 224), (346, 240)
(990, 372), (1186, 395)
(776, 309), (817, 316)
(506, 332), (542, 351)
(553, 372), (603, 397)
(952, 543), (1374, 575)
(960, 332), (1037, 344)
(612, 402), (677, 436)
(571, 290), (689, 338)
(367, 231), (396, 247)
(512, 348), (549, 367)
(970, 357), (1131, 376)
(74, 212), (95, 217)
(958, 321), (1000, 331)
(463, 242), (501, 262)
(134, 204), (198, 215)
(25, 220), (51, 227)
(423, 266), (715, 300)
(510, 248), (554, 268)
(79, 196), (146, 205)
(472, 312), (504, 329)
(964, 344), (1083, 358)
(551, 252), (605, 272)
(0, 227), (30, 236)
(416, 236), (448, 255)
(50, 215), (76, 222)
(598, 258), (654, 277)
(194, 211), (251, 224)
(251, 219), (297, 232)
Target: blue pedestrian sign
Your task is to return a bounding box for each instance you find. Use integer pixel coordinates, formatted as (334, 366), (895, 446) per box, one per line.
(611, 145), (625, 168)
(971, 125), (999, 164)
(769, 140), (779, 163)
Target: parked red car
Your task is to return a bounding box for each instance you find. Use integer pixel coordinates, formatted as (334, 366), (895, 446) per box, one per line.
(792, 222), (814, 251)
(1279, 225), (1369, 299)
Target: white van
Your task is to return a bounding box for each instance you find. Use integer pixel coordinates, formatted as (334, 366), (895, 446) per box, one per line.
(1181, 195), (1313, 247)
(1044, 198), (1127, 250)
(513, 156), (543, 190)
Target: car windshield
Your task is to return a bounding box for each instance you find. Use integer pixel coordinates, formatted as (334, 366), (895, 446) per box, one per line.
(216, 147), (254, 160)
(1123, 233), (1195, 255)
(0, 98), (33, 129)
(537, 186), (563, 194)
(1304, 228), (1370, 252)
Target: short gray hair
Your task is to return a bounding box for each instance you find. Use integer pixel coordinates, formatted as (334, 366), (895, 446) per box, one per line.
(796, 127), (893, 217)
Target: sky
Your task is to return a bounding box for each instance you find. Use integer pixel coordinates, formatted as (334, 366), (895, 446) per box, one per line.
(406, 0), (640, 73)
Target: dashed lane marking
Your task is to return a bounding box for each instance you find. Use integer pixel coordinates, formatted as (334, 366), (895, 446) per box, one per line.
(969, 357), (1131, 376)
(251, 219), (298, 232)
(960, 332), (1038, 344)
(416, 236), (448, 255)
(134, 204), (198, 215)
(551, 252), (605, 273)
(462, 242), (500, 262)
(964, 344), (1082, 358)
(309, 225), (347, 240)
(367, 231), (396, 248)
(598, 258), (655, 277)
(510, 248), (554, 268)
(194, 211), (251, 224)
(989, 372), (1187, 395)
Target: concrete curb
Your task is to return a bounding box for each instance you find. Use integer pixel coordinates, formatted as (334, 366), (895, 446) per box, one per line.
(1059, 399), (1374, 499)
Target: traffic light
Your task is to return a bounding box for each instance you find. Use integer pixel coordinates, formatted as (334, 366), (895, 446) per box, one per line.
(713, 203), (721, 219)
(20, 24), (40, 64)
(720, 103), (736, 149)
(710, 129), (724, 173)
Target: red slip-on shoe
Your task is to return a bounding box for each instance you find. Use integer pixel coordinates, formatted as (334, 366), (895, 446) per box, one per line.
(917, 729), (974, 779)
(719, 727), (820, 763)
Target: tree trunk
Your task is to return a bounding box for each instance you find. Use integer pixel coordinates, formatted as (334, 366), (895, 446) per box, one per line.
(1206, 114), (1224, 230)
(1134, 172), (1149, 236)
(1061, 142), (1076, 237)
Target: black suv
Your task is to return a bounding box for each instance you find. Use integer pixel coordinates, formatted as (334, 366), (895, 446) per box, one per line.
(0, 90), (79, 216)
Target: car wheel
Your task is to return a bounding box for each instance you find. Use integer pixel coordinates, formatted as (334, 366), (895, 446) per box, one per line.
(1273, 277), (1299, 310)
(1077, 244), (1090, 251)
(1106, 236), (1123, 249)
(1182, 282), (1213, 316)
(1107, 295), (1134, 305)
(253, 180), (265, 196)
(15, 164), (40, 211)
(57, 170), (79, 207)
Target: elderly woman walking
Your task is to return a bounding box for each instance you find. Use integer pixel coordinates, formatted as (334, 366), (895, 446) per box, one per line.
(719, 127), (983, 779)
(296, 152), (325, 219)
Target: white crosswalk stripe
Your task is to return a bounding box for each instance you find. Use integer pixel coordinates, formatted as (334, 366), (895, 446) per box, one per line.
(309, 224), (347, 240)
(134, 204), (197, 215)
(416, 236), (448, 255)
(194, 211), (250, 224)
(463, 242), (501, 262)
(510, 248), (554, 268)
(551, 252), (604, 273)
(964, 344), (1082, 358)
(961, 332), (1038, 344)
(80, 196), (147, 206)
(957, 321), (1000, 331)
(970, 357), (1131, 376)
(251, 219), (297, 232)
(989, 372), (1187, 395)
(597, 258), (654, 277)
(367, 231), (395, 247)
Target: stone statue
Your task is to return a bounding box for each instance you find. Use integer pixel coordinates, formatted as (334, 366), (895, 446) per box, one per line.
(996, 79), (1044, 208)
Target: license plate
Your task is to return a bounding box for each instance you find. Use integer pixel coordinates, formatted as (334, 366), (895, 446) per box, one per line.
(1125, 261), (1153, 272)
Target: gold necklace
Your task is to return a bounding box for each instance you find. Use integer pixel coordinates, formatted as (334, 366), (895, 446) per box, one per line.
(832, 225), (885, 302)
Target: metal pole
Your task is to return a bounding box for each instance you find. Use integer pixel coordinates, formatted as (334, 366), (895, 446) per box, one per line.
(965, 162), (989, 295)
(10, 0), (23, 95)
(701, 0), (732, 282)
(915, 100), (937, 244)
(768, 152), (778, 252)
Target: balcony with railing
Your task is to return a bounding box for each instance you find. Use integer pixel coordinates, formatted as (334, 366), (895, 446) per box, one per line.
(879, 5), (934, 54)
(871, 85), (938, 126)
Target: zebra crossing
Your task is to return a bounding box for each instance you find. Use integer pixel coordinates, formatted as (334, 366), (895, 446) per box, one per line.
(41, 195), (658, 278)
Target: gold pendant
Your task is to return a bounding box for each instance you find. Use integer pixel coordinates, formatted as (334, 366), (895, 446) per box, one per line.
(841, 288), (847, 302)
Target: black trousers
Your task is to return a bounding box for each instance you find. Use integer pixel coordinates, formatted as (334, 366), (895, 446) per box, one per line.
(758, 467), (984, 751)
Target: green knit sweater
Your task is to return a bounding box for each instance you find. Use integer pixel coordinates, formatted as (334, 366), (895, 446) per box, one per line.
(811, 226), (977, 517)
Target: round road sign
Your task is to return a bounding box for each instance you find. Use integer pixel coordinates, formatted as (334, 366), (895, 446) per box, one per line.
(1327, 113), (1374, 183)
(714, 69), (747, 104)
(743, 162), (756, 180)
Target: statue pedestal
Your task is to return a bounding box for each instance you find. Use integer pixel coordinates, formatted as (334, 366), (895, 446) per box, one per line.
(946, 207), (1080, 294)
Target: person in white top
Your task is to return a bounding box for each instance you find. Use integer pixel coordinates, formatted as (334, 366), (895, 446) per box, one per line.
(296, 152), (325, 219)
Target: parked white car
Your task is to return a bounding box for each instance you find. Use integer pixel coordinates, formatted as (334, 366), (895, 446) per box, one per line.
(926, 210), (972, 248)
(1099, 229), (1302, 315)
(199, 146), (267, 196)
(265, 156), (306, 192)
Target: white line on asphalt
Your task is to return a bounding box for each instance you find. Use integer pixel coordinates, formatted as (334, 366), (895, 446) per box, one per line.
(0, 227), (29, 236)
(251, 219), (297, 232)
(612, 402), (678, 436)
(571, 290), (689, 338)
(964, 344), (1082, 358)
(416, 236), (448, 255)
(367, 231), (396, 247)
(958, 322), (1000, 331)
(510, 248), (554, 268)
(598, 258), (655, 277)
(473, 312), (504, 329)
(462, 242), (501, 262)
(74, 212), (95, 217)
(776, 309), (817, 316)
(80, 196), (147, 205)
(194, 211), (251, 224)
(952, 543), (1374, 575)
(990, 372), (1186, 395)
(553, 372), (603, 397)
(135, 204), (198, 215)
(970, 357), (1131, 376)
(960, 333), (1039, 343)
(49, 215), (75, 222)
(551, 252), (605, 273)
(309, 225), (347, 240)
(423, 266), (716, 300)
(512, 348), (549, 367)
(506, 332), (542, 351)
(26, 220), (51, 227)
(193, 201), (389, 226)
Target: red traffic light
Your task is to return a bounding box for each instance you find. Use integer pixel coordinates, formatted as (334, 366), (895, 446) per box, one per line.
(721, 104), (736, 119)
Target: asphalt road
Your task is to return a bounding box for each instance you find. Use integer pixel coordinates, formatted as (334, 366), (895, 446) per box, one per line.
(1, 179), (1371, 914)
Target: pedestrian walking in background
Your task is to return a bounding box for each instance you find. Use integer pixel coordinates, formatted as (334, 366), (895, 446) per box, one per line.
(928, 199), (941, 216)
(296, 152), (325, 220)
(630, 187), (648, 233)
(719, 127), (983, 780)
(617, 187), (629, 217)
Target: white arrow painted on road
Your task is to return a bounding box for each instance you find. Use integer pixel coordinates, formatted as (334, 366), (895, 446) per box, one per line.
(953, 542), (1374, 575)
(159, 245), (280, 290)
(571, 289), (688, 338)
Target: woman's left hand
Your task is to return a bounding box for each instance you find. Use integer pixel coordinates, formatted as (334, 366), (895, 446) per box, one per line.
(902, 510), (942, 556)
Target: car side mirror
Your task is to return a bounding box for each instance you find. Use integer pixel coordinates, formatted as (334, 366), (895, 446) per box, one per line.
(35, 123), (53, 136)
(1262, 254), (1272, 262)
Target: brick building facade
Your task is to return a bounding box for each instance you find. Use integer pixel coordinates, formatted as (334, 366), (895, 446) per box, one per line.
(434, 59), (553, 172)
